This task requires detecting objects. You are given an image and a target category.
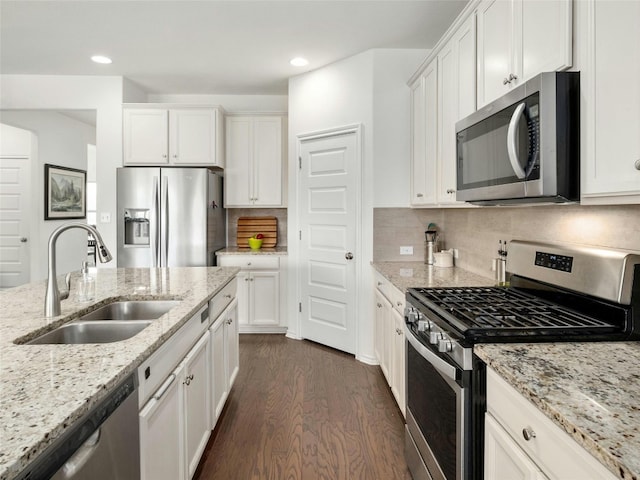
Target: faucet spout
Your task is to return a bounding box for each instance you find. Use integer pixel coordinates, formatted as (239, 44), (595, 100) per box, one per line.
(45, 222), (113, 317)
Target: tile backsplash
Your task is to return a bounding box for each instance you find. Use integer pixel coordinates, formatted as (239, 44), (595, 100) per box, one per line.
(227, 208), (288, 247)
(374, 205), (640, 279)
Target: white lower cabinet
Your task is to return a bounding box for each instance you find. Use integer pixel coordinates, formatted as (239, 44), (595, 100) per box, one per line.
(210, 298), (239, 424)
(217, 254), (286, 333)
(138, 280), (239, 479)
(373, 270), (406, 417)
(485, 367), (617, 480)
(139, 369), (183, 480)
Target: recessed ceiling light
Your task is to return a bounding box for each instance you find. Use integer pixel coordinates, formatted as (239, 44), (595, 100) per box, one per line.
(91, 55), (112, 64)
(290, 57), (309, 67)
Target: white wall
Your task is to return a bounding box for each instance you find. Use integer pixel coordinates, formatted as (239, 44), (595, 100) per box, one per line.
(1, 111), (96, 281)
(147, 94), (288, 113)
(0, 75), (124, 275)
(287, 48), (427, 363)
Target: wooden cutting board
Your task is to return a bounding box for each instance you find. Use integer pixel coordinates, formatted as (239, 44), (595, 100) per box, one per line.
(236, 216), (278, 248)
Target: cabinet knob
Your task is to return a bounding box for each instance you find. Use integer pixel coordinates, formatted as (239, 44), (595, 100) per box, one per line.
(20, 237), (28, 243)
(224, 294), (232, 299)
(416, 193), (424, 198)
(522, 427), (536, 441)
(162, 154), (168, 158)
(173, 154), (178, 158)
(503, 77), (511, 85)
(396, 301), (403, 307)
(396, 328), (403, 335)
(227, 318), (233, 325)
(635, 159), (640, 170)
(377, 303), (383, 308)
(509, 73), (518, 81)
(247, 262), (252, 266)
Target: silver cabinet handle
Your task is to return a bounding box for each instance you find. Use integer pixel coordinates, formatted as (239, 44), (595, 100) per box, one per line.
(635, 159), (640, 170)
(522, 427), (536, 441)
(509, 73), (518, 81)
(396, 328), (403, 335)
(416, 193), (424, 198)
(376, 303), (383, 308)
(153, 374), (176, 400)
(226, 318), (233, 325)
(345, 252), (354, 260)
(20, 237), (28, 243)
(503, 77), (510, 85)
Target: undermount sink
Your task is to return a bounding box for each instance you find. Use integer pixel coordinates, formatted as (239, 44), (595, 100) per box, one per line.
(27, 320), (152, 345)
(79, 300), (181, 321)
(26, 300), (180, 345)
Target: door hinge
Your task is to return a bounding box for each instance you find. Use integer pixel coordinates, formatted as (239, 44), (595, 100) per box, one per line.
(299, 156), (302, 170)
(299, 302), (302, 313)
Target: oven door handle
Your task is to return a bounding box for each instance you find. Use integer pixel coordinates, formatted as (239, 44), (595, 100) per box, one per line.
(405, 325), (457, 381)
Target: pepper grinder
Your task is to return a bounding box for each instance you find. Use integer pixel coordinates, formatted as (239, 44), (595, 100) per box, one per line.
(425, 224), (438, 265)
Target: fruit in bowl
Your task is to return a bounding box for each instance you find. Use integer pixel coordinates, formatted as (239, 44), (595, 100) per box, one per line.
(248, 234), (263, 250)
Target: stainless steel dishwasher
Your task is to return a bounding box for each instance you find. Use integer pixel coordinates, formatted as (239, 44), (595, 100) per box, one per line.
(16, 373), (140, 480)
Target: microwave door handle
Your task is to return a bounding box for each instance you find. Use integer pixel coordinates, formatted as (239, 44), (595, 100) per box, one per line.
(507, 102), (527, 179)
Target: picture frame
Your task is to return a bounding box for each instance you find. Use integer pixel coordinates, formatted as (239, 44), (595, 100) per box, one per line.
(44, 164), (86, 220)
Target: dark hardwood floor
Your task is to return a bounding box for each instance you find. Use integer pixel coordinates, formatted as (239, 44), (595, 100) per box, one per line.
(194, 334), (411, 480)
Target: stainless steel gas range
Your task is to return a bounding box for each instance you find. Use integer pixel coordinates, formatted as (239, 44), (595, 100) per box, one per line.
(403, 240), (640, 480)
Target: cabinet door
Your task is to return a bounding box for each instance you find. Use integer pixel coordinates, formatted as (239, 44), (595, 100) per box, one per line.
(477, 0), (514, 107)
(582, 0), (640, 200)
(183, 332), (211, 479)
(411, 62), (438, 207)
(139, 370), (184, 480)
(410, 75), (427, 205)
(391, 307), (406, 417)
(210, 316), (228, 422)
(521, 0), (572, 82)
(170, 109), (218, 166)
(225, 117), (253, 206)
(225, 301), (240, 389)
(374, 289), (385, 367)
(123, 109), (169, 165)
(235, 271), (250, 326)
(253, 117), (283, 206)
(457, 15), (477, 121)
(250, 271), (279, 326)
(485, 414), (548, 480)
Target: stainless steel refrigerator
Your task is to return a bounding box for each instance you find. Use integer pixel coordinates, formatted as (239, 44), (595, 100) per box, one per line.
(117, 167), (225, 267)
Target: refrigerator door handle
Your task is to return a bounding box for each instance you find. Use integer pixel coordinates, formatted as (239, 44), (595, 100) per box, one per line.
(150, 176), (160, 267)
(161, 176), (168, 267)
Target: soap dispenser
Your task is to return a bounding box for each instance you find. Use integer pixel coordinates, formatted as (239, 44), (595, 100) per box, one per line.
(76, 261), (95, 302)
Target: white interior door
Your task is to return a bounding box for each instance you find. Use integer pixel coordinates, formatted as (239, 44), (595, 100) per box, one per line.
(298, 129), (359, 354)
(0, 156), (31, 288)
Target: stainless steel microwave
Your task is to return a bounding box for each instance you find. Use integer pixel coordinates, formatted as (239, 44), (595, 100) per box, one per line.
(455, 71), (580, 205)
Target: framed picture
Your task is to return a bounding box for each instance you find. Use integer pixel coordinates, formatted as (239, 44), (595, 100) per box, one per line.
(44, 164), (86, 220)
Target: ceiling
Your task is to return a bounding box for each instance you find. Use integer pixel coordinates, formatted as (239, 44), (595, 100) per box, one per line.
(0, 1), (468, 96)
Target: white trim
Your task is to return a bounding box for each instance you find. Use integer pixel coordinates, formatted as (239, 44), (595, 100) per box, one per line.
(294, 123), (363, 357)
(356, 354), (379, 366)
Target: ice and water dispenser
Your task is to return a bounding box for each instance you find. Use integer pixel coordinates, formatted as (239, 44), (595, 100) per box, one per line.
(124, 209), (150, 245)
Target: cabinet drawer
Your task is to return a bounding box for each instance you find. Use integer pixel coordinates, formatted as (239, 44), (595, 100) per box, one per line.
(486, 367), (616, 480)
(373, 270), (405, 314)
(209, 278), (237, 322)
(218, 255), (280, 270)
(138, 304), (209, 407)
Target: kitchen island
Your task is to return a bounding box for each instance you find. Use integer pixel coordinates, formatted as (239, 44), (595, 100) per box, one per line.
(475, 342), (640, 480)
(0, 266), (239, 480)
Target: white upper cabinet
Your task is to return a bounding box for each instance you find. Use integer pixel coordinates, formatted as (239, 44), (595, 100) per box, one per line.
(476, 0), (572, 108)
(437, 14), (476, 205)
(579, 0), (640, 203)
(225, 115), (285, 207)
(409, 61), (438, 206)
(123, 106), (224, 167)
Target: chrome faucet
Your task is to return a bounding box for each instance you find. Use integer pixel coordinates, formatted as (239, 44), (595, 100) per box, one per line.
(45, 222), (113, 317)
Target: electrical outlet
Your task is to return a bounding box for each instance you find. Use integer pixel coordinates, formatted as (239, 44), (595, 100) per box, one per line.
(400, 246), (413, 255)
(100, 212), (111, 223)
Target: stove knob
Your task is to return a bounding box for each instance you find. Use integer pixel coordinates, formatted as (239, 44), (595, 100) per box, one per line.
(438, 338), (453, 353)
(418, 320), (428, 332)
(429, 331), (443, 345)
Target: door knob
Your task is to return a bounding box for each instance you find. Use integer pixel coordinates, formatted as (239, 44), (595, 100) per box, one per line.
(345, 252), (354, 260)
(20, 237), (28, 243)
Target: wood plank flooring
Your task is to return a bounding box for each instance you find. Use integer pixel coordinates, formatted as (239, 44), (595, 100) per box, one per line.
(194, 334), (411, 480)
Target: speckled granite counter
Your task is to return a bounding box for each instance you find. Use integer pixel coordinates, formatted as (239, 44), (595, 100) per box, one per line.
(0, 266), (239, 480)
(217, 246), (287, 255)
(371, 261), (493, 292)
(475, 343), (640, 480)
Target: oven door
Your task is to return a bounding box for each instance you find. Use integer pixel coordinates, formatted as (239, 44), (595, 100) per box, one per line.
(405, 325), (470, 480)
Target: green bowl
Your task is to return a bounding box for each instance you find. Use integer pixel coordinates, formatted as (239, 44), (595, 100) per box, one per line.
(248, 238), (263, 250)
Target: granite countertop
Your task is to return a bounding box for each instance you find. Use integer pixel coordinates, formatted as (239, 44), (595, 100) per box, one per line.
(371, 261), (493, 292)
(475, 343), (640, 480)
(0, 266), (239, 480)
(217, 246), (288, 256)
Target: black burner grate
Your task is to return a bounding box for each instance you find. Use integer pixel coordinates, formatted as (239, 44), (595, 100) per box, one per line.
(410, 287), (617, 335)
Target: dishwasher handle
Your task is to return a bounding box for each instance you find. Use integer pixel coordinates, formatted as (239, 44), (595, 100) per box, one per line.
(60, 429), (102, 478)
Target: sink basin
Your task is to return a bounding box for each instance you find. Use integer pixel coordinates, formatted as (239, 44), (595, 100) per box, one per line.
(79, 300), (180, 321)
(27, 320), (152, 345)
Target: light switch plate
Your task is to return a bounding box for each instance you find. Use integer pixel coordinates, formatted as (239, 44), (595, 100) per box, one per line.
(400, 246), (413, 255)
(100, 212), (111, 223)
